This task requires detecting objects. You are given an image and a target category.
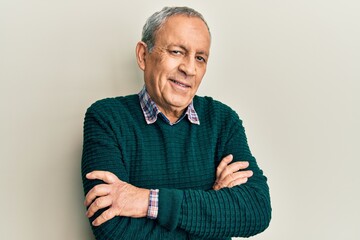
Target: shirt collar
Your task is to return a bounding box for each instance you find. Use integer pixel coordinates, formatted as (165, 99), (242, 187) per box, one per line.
(138, 86), (200, 125)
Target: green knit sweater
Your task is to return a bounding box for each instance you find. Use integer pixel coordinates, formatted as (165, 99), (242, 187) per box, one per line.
(81, 94), (271, 239)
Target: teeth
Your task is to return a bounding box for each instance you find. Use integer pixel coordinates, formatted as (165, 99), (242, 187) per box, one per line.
(172, 80), (188, 88)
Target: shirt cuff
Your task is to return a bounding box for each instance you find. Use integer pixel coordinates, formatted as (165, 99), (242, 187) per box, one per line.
(147, 189), (159, 219)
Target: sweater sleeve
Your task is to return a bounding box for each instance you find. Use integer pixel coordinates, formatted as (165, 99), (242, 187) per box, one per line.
(156, 113), (272, 238)
(81, 104), (167, 239)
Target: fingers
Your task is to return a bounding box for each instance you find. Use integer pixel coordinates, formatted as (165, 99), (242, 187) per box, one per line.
(92, 207), (116, 226)
(84, 171), (129, 226)
(86, 171), (118, 184)
(86, 195), (113, 218)
(216, 154), (233, 178)
(228, 176), (250, 188)
(214, 156), (253, 190)
(218, 161), (249, 181)
(84, 184), (110, 207)
(220, 170), (253, 188)
(213, 170), (253, 190)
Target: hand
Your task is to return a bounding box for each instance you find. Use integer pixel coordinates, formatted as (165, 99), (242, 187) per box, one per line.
(84, 171), (150, 226)
(213, 154), (253, 191)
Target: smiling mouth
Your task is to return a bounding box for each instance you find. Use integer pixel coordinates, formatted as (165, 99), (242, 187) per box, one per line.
(170, 79), (190, 88)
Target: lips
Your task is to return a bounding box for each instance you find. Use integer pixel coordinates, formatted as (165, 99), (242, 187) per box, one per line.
(170, 79), (191, 88)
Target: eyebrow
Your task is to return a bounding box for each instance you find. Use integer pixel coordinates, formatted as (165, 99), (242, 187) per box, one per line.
(171, 44), (209, 57)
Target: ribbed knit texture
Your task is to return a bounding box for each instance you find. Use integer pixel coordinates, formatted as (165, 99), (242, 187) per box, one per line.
(81, 94), (271, 240)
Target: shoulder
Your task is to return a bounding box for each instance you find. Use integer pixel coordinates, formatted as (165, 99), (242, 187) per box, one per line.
(84, 95), (141, 126)
(194, 95), (242, 123)
(86, 94), (138, 115)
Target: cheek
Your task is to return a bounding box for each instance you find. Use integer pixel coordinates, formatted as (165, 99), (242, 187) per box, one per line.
(163, 59), (181, 72)
(195, 68), (206, 84)
(194, 79), (203, 90)
(155, 58), (179, 76)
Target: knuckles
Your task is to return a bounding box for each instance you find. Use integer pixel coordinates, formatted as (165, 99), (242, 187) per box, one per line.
(93, 185), (102, 192)
(102, 210), (112, 220)
(95, 198), (103, 207)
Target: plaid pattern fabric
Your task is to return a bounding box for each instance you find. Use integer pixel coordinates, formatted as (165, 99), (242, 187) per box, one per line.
(138, 86), (200, 125)
(147, 189), (159, 219)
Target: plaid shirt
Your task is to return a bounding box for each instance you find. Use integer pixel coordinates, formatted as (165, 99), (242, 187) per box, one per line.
(138, 86), (200, 219)
(138, 86), (200, 125)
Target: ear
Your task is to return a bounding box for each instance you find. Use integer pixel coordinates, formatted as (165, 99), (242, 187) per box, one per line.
(136, 41), (148, 71)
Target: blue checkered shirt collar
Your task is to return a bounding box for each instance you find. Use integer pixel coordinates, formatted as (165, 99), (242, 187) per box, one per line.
(138, 86), (200, 125)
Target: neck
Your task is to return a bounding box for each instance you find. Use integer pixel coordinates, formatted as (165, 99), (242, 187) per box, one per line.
(158, 106), (186, 124)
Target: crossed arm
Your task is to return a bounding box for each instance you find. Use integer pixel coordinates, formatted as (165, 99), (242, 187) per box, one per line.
(82, 104), (271, 238)
(84, 154), (253, 227)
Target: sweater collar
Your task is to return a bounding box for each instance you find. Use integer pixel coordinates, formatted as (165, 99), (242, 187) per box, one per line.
(138, 86), (200, 125)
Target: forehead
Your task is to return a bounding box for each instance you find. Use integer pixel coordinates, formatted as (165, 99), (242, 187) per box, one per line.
(155, 15), (211, 53)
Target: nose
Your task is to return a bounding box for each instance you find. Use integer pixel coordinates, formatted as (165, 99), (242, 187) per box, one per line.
(179, 56), (196, 77)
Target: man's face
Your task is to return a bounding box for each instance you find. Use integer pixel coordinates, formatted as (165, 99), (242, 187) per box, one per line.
(139, 15), (211, 115)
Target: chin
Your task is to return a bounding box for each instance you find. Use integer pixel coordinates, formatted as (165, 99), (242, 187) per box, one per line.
(172, 101), (191, 109)
(166, 93), (193, 108)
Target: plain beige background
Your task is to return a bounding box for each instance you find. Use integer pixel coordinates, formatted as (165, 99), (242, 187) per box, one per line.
(1, 0), (359, 239)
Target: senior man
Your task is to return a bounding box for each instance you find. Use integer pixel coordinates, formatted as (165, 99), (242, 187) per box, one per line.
(82, 6), (271, 240)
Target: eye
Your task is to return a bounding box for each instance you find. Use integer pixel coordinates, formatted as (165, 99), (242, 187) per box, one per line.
(170, 50), (183, 55)
(196, 56), (206, 63)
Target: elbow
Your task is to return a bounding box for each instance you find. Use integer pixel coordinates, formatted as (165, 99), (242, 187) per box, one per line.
(247, 194), (272, 237)
(257, 206), (272, 236)
(238, 186), (272, 238)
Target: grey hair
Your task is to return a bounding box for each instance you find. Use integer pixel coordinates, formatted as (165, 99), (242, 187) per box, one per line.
(141, 6), (211, 52)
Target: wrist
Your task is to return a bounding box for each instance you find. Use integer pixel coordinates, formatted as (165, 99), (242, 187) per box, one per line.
(130, 188), (150, 218)
(140, 188), (151, 217)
